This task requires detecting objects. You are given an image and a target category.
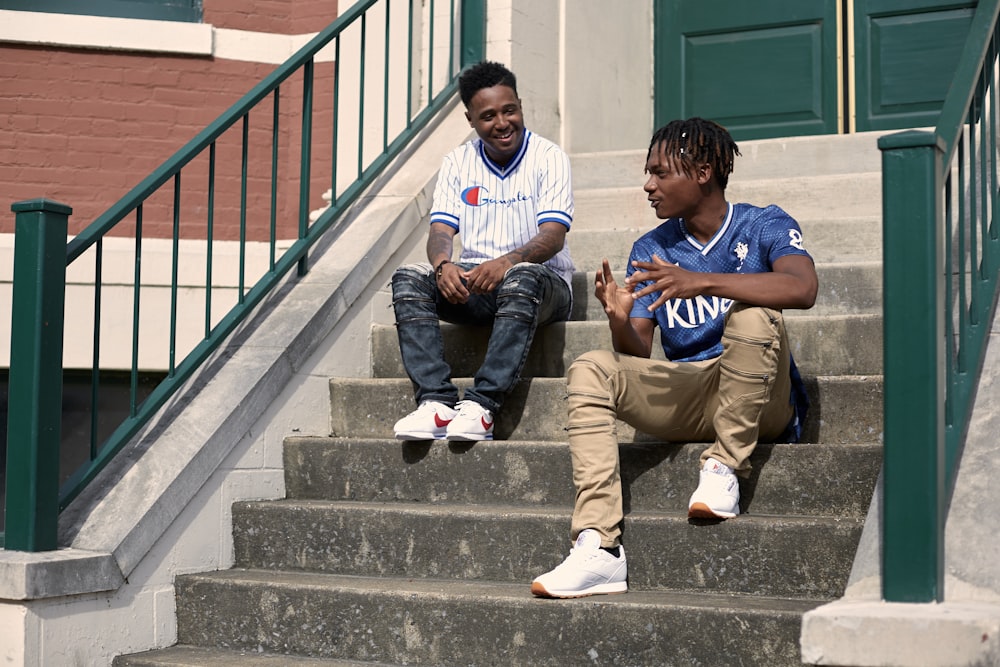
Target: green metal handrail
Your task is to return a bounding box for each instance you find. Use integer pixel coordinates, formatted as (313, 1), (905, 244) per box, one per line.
(879, 0), (1000, 602)
(4, 0), (486, 551)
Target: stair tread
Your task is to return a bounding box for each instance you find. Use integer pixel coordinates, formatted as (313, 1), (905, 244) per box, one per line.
(239, 497), (867, 524)
(182, 568), (829, 610)
(116, 644), (392, 666)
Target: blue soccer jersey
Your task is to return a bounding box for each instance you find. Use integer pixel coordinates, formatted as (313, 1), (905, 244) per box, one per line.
(627, 202), (813, 442)
(628, 202), (811, 361)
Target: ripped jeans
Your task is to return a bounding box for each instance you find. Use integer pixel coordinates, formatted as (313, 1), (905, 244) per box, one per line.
(390, 261), (572, 414)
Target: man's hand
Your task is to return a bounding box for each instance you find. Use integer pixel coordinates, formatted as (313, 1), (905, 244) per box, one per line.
(626, 255), (705, 311)
(463, 257), (513, 294)
(595, 259), (633, 325)
(435, 262), (470, 304)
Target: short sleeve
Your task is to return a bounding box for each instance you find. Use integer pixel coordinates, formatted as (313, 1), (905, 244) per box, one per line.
(534, 144), (573, 228)
(429, 151), (462, 230)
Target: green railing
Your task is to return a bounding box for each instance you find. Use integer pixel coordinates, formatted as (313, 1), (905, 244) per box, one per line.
(4, 0), (486, 551)
(880, 0), (999, 602)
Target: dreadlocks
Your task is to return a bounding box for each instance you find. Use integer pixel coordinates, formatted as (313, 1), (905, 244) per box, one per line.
(647, 118), (740, 190)
(458, 61), (518, 108)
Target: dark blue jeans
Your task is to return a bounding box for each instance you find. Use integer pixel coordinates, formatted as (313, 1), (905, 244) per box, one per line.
(391, 261), (572, 414)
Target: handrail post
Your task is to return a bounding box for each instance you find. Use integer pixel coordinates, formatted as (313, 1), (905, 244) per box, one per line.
(460, 0), (486, 67)
(4, 198), (71, 551)
(879, 131), (947, 602)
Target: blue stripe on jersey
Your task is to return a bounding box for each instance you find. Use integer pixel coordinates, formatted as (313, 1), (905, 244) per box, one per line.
(431, 211), (461, 229)
(477, 130), (531, 179)
(538, 210), (572, 228)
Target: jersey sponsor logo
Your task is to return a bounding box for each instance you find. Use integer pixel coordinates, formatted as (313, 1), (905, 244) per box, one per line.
(663, 295), (734, 329)
(461, 185), (531, 208)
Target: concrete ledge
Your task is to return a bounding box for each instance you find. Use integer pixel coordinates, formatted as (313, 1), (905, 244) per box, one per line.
(0, 548), (122, 600)
(801, 599), (1000, 666)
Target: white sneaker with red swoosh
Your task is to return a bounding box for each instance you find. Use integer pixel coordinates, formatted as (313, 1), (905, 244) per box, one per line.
(393, 401), (457, 440)
(445, 400), (495, 441)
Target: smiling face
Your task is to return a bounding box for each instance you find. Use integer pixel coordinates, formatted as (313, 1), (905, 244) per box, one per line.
(643, 142), (711, 220)
(465, 84), (524, 167)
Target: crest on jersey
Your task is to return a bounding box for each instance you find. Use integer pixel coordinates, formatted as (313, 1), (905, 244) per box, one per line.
(461, 186), (487, 206)
(734, 241), (749, 271)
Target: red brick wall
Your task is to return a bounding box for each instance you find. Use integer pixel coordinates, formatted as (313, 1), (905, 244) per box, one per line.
(1, 1), (340, 241)
(205, 0), (340, 34)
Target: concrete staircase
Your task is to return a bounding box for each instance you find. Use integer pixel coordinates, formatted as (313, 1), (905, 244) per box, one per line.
(115, 131), (885, 666)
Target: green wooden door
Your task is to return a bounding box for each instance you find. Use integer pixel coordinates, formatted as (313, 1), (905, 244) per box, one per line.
(654, 0), (839, 140)
(854, 0), (977, 131)
(654, 0), (977, 139)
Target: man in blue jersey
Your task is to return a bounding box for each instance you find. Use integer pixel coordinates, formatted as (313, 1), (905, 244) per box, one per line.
(531, 118), (818, 598)
(390, 61), (575, 442)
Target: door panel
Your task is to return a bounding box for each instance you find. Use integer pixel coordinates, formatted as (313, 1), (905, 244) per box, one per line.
(654, 0), (977, 139)
(854, 0), (977, 131)
(655, 0), (839, 140)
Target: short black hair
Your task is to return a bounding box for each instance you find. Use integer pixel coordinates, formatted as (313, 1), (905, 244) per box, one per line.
(647, 118), (741, 190)
(458, 61), (518, 107)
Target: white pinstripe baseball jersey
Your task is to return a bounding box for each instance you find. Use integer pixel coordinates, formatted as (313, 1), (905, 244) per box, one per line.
(430, 130), (575, 286)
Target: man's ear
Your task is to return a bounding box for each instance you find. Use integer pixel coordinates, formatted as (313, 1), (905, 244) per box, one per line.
(464, 110), (472, 126)
(696, 162), (714, 186)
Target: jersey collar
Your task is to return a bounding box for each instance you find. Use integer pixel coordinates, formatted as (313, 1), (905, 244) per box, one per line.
(477, 130), (531, 179)
(681, 202), (734, 255)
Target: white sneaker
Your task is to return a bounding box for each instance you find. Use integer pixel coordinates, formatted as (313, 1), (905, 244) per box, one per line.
(530, 529), (628, 598)
(445, 400), (495, 441)
(688, 457), (741, 519)
(393, 401), (456, 440)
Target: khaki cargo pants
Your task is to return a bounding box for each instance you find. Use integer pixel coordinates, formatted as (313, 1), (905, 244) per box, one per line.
(566, 303), (794, 546)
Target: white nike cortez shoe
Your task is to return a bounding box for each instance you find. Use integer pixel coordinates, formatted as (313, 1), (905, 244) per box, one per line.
(445, 400), (495, 441)
(393, 401), (457, 440)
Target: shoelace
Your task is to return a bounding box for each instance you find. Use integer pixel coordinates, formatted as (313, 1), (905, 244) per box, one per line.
(455, 400), (486, 418)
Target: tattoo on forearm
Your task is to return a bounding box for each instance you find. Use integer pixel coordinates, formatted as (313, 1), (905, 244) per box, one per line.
(427, 228), (454, 263)
(505, 227), (564, 264)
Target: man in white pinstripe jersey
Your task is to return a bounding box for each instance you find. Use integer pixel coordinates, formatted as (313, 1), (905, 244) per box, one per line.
(391, 60), (575, 442)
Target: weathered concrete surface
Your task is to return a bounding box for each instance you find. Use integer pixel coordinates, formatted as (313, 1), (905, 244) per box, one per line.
(175, 571), (817, 667)
(801, 278), (1000, 667)
(328, 375), (884, 445)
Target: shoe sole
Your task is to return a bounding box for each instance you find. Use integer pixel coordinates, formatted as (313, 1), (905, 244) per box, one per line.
(687, 502), (738, 519)
(445, 432), (494, 441)
(394, 432), (445, 441)
(530, 580), (627, 599)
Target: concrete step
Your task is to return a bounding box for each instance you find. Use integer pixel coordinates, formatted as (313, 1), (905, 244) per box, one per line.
(283, 438), (881, 519)
(115, 645), (392, 666)
(566, 262), (882, 320)
(370, 313), (884, 379)
(368, 261), (885, 327)
(328, 375), (883, 445)
(174, 570), (820, 666)
(565, 218), (883, 268)
(570, 131), (887, 189)
(231, 500), (861, 599)
(571, 173), (882, 232)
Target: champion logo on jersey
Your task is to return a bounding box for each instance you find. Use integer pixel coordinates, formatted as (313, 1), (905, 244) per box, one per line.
(461, 186), (487, 206)
(461, 185), (532, 208)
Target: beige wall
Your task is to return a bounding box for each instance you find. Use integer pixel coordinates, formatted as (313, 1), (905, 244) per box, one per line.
(486, 0), (653, 153)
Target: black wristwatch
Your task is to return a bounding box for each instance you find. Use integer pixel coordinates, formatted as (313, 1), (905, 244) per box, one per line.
(435, 259), (451, 278)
